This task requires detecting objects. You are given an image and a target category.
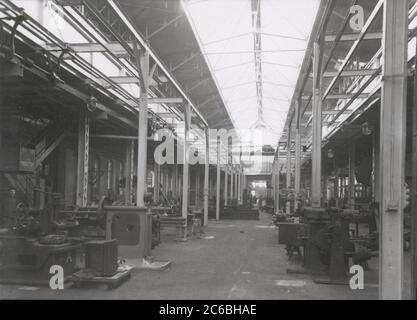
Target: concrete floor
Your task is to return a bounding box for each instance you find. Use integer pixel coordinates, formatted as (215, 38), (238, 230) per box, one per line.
(0, 212), (381, 300)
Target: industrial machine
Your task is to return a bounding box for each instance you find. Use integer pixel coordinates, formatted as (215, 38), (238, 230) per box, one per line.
(0, 233), (80, 285)
(85, 240), (118, 276)
(0, 192), (171, 285)
(0, 200), (81, 285)
(222, 203), (260, 220)
(104, 206), (153, 261)
(277, 206), (377, 284)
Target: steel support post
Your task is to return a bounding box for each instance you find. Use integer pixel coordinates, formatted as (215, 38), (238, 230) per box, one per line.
(237, 165), (242, 204)
(76, 109), (89, 207)
(154, 153), (161, 204)
(182, 103), (191, 219)
(39, 179), (46, 210)
(224, 162), (228, 205)
(135, 46), (149, 207)
(241, 169), (244, 204)
(242, 174), (247, 198)
(312, 40), (323, 208)
(204, 128), (209, 226)
(272, 160), (276, 208)
(335, 171), (340, 208)
(195, 166), (200, 207)
(275, 160), (280, 214)
(230, 165), (234, 201)
(379, 0), (408, 300)
(372, 131), (377, 203)
(295, 98), (301, 211)
(286, 124), (292, 215)
(216, 138), (221, 220)
(348, 144), (356, 209)
(412, 25), (417, 301)
(124, 140), (134, 205)
(173, 164), (178, 199)
(235, 167), (238, 202)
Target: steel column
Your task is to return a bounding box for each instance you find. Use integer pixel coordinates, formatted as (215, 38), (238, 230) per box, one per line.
(204, 128), (209, 226)
(135, 44), (149, 207)
(76, 109), (89, 207)
(154, 153), (161, 204)
(195, 166), (200, 207)
(312, 40), (323, 208)
(348, 144), (356, 209)
(412, 24), (417, 300)
(272, 160), (276, 208)
(274, 160), (280, 214)
(379, 0), (408, 300)
(295, 98), (301, 211)
(286, 124), (292, 214)
(240, 167), (245, 204)
(242, 174), (247, 198)
(235, 167), (238, 201)
(237, 166), (242, 204)
(230, 164), (235, 201)
(173, 163), (178, 199)
(224, 162), (228, 205)
(182, 103), (191, 219)
(216, 138), (221, 221)
(124, 140), (134, 205)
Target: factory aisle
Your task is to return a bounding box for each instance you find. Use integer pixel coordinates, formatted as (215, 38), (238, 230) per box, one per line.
(0, 212), (378, 300)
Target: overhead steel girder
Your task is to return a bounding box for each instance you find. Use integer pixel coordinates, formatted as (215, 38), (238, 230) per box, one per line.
(1, 1), (146, 129)
(52, 5), (184, 130)
(70, 0), (208, 128)
(125, 97), (184, 105)
(100, 75), (157, 88)
(2, 53), (138, 129)
(321, 0), (357, 75)
(304, 110), (353, 116)
(55, 0), (83, 5)
(154, 112), (180, 119)
(231, 151), (309, 157)
(278, 139), (310, 144)
(302, 93), (373, 100)
(322, 0), (384, 100)
(104, 0), (209, 127)
(325, 32), (382, 42)
(45, 42), (131, 57)
(310, 69), (380, 78)
(326, 69), (381, 127)
(148, 97), (183, 104)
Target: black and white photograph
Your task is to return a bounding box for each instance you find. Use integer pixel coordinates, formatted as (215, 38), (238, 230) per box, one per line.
(0, 0), (416, 306)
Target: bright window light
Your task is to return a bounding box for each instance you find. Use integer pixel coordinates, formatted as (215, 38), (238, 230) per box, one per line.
(182, 0), (319, 146)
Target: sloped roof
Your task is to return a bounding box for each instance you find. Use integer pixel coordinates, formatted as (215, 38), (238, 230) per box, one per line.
(118, 0), (235, 130)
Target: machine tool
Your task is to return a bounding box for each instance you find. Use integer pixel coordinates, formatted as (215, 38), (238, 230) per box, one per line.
(0, 194), (170, 285)
(279, 206), (377, 285)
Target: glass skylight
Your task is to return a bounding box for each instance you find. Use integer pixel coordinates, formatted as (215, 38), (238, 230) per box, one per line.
(182, 0), (319, 147)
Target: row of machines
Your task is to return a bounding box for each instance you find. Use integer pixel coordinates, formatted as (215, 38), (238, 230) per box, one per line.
(0, 195), (166, 286)
(222, 199), (260, 220)
(207, 190), (260, 220)
(274, 206), (377, 284)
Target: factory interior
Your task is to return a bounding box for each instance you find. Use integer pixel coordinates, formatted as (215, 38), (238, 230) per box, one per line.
(0, 0), (416, 301)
